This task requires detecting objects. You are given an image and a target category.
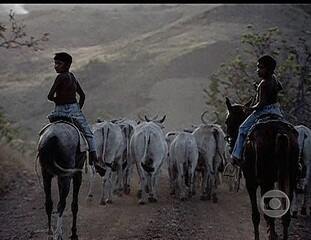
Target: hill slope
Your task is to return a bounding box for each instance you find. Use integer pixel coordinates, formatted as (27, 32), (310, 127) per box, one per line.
(0, 4), (309, 141)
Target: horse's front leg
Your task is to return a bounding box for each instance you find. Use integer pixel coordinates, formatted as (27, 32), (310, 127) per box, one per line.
(70, 172), (82, 240)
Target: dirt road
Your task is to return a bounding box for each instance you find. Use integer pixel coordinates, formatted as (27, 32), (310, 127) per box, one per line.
(0, 160), (310, 240)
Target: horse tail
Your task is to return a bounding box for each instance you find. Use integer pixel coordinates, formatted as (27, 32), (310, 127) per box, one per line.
(275, 133), (290, 180)
(39, 135), (82, 176)
(39, 135), (58, 174)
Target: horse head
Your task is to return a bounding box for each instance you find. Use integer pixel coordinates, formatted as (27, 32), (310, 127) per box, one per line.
(224, 97), (250, 152)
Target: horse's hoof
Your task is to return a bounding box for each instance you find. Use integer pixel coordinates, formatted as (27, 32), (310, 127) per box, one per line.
(106, 199), (113, 204)
(138, 199), (146, 205)
(301, 207), (307, 216)
(70, 234), (79, 240)
(99, 200), (106, 205)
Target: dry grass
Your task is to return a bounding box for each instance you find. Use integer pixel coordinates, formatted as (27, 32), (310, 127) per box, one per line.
(0, 143), (33, 196)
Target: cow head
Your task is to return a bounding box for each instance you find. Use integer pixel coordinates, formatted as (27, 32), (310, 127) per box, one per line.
(144, 115), (166, 129)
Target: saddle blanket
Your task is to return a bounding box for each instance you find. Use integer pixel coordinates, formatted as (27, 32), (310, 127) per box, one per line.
(39, 120), (89, 152)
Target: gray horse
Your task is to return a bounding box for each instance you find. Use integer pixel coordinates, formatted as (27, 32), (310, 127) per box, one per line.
(38, 121), (86, 240)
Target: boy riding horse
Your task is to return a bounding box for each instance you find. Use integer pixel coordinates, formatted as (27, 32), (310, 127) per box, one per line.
(230, 55), (284, 166)
(47, 52), (105, 175)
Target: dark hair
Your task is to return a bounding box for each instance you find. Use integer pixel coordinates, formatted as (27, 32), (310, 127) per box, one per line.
(258, 55), (276, 72)
(54, 52), (72, 67)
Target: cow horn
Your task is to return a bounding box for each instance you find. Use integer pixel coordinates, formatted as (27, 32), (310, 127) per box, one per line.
(137, 112), (145, 121)
(158, 115), (166, 123)
(166, 131), (177, 137)
(201, 110), (209, 124)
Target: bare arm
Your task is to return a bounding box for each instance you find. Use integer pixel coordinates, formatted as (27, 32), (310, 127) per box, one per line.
(47, 77), (60, 102)
(76, 80), (85, 109)
(250, 81), (267, 111)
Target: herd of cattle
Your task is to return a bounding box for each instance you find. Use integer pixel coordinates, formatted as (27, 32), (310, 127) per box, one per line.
(84, 113), (311, 216)
(86, 113), (227, 205)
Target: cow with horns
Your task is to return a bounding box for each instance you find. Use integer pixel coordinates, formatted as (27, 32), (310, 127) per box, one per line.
(167, 131), (198, 200)
(88, 120), (125, 205)
(191, 110), (227, 202)
(130, 114), (168, 204)
(291, 125), (311, 217)
(111, 118), (137, 195)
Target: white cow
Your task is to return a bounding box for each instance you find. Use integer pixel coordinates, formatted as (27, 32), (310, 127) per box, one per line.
(88, 120), (125, 205)
(292, 125), (311, 217)
(130, 115), (168, 204)
(165, 131), (180, 195)
(112, 118), (137, 195)
(168, 132), (198, 200)
(192, 122), (227, 202)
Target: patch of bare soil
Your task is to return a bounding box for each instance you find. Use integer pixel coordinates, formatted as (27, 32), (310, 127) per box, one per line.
(0, 153), (310, 240)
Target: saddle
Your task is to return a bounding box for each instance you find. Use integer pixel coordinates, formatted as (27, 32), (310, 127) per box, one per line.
(39, 116), (89, 152)
(248, 113), (297, 138)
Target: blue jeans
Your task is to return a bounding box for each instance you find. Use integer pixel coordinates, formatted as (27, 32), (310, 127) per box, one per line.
(47, 103), (96, 152)
(232, 103), (284, 159)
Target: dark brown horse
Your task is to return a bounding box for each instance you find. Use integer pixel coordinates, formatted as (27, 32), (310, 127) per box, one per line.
(225, 97), (299, 240)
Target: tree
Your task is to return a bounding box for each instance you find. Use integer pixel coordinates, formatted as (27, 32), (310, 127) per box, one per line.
(203, 25), (311, 128)
(0, 10), (49, 145)
(0, 10), (49, 50)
